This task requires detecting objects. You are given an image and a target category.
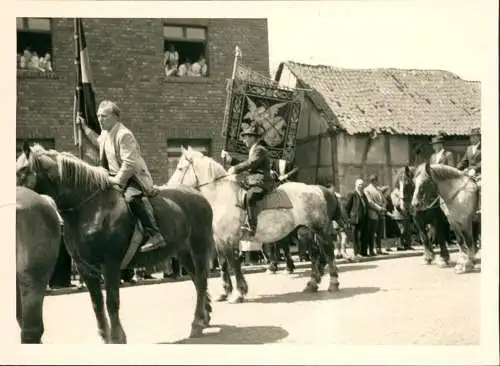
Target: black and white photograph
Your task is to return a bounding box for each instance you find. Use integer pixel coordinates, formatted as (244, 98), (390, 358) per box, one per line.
(4, 0), (499, 364)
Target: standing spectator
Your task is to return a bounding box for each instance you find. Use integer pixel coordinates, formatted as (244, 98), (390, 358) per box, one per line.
(389, 185), (414, 251)
(344, 178), (369, 258)
(363, 174), (388, 256)
(163, 44), (179, 77)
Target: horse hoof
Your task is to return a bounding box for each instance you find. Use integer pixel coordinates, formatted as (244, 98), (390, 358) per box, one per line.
(266, 268), (277, 274)
(328, 283), (340, 292)
(437, 260), (449, 268)
(303, 283), (318, 293)
(189, 326), (204, 338)
(228, 295), (245, 304)
(454, 265), (466, 274)
(216, 293), (229, 302)
(424, 259), (433, 265)
(287, 269), (294, 274)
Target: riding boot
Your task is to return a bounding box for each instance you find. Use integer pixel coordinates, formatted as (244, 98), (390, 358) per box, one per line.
(129, 197), (167, 253)
(243, 203), (257, 236)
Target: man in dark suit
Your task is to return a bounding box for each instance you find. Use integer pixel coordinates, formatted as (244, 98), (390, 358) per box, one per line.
(457, 127), (481, 178)
(344, 178), (369, 258)
(429, 133), (455, 166)
(222, 125), (273, 236)
(457, 126), (481, 214)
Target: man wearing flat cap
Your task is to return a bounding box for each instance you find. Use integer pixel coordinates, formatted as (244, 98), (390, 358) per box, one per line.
(221, 124), (273, 236)
(429, 133), (455, 166)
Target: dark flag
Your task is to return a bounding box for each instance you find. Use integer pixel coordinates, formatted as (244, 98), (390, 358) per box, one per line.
(74, 18), (100, 162)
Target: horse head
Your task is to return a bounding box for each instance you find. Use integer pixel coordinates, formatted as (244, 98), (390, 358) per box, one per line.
(168, 146), (228, 189)
(16, 142), (111, 211)
(411, 162), (440, 210)
(16, 142), (60, 196)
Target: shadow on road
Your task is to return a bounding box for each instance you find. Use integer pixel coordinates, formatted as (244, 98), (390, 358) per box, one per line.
(159, 324), (289, 344)
(246, 286), (380, 304)
(288, 264), (378, 279)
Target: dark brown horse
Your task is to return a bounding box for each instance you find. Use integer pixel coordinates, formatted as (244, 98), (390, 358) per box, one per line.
(395, 165), (452, 267)
(16, 186), (62, 343)
(16, 143), (215, 343)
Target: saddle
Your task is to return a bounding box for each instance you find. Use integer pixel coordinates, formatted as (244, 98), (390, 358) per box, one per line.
(236, 187), (293, 213)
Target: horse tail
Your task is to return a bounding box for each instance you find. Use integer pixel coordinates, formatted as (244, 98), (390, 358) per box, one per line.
(62, 227), (102, 280)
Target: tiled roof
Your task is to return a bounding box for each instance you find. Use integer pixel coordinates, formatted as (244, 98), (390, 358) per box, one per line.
(282, 61), (481, 136)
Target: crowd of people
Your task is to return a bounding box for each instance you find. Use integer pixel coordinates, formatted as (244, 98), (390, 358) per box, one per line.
(17, 48), (53, 72)
(163, 44), (208, 78)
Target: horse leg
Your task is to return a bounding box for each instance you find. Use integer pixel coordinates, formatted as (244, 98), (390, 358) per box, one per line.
(102, 263), (127, 344)
(282, 238), (295, 274)
(455, 227), (475, 274)
(177, 251), (209, 338)
(262, 242), (278, 274)
(229, 245), (249, 304)
(17, 278), (45, 344)
(414, 216), (433, 264)
(16, 277), (22, 329)
(320, 230), (340, 292)
(79, 270), (109, 343)
(435, 219), (450, 268)
(297, 227), (320, 292)
(216, 247), (233, 302)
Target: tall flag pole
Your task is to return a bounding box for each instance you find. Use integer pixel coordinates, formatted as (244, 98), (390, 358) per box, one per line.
(74, 18), (100, 162)
(221, 45), (242, 154)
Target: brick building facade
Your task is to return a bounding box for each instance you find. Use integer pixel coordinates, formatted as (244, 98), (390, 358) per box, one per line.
(16, 17), (270, 182)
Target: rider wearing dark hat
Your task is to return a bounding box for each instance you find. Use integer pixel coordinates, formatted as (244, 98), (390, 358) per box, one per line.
(429, 133), (455, 166)
(457, 127), (481, 214)
(457, 127), (481, 178)
(222, 124), (273, 236)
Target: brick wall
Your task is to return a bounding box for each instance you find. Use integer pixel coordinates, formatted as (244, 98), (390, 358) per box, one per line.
(17, 18), (270, 182)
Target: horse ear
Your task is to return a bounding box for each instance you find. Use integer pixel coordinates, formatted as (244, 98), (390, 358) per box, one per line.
(22, 140), (31, 157)
(187, 145), (193, 152)
(180, 145), (187, 155)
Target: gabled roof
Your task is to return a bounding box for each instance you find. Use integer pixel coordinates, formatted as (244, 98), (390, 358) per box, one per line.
(279, 61), (481, 136)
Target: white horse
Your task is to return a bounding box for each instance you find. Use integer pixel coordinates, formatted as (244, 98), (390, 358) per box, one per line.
(167, 146), (340, 302)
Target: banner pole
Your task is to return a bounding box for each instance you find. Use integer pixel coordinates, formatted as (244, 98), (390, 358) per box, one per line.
(221, 45), (241, 162)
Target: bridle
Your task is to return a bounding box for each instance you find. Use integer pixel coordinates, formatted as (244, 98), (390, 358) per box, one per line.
(25, 150), (108, 214)
(176, 155), (232, 189)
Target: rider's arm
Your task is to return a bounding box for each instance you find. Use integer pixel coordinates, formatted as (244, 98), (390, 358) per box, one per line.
(78, 117), (100, 149)
(114, 132), (139, 187)
(232, 146), (267, 174)
(456, 147), (470, 170)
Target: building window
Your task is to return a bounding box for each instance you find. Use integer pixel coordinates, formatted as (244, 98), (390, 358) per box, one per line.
(17, 17), (54, 73)
(166, 138), (211, 178)
(16, 138), (55, 157)
(163, 24), (208, 78)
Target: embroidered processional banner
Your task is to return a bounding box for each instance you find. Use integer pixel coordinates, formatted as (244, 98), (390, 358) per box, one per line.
(222, 64), (304, 162)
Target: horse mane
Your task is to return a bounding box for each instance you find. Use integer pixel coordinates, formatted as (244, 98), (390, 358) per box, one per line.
(55, 150), (110, 191)
(188, 148), (231, 182)
(430, 164), (465, 180)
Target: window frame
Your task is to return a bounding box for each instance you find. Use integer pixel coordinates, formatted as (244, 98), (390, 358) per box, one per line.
(17, 17), (55, 76)
(162, 23), (209, 79)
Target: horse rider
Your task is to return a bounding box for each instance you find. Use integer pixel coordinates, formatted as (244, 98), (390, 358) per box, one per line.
(456, 126), (481, 212)
(429, 133), (455, 166)
(77, 100), (167, 253)
(221, 124), (273, 236)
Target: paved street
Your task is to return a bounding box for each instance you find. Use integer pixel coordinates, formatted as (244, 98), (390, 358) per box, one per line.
(40, 251), (480, 345)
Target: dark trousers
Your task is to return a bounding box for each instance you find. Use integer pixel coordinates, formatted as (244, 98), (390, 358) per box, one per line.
(397, 218), (412, 248)
(49, 230), (72, 288)
(366, 216), (383, 253)
(350, 221), (367, 256)
(246, 186), (266, 230)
